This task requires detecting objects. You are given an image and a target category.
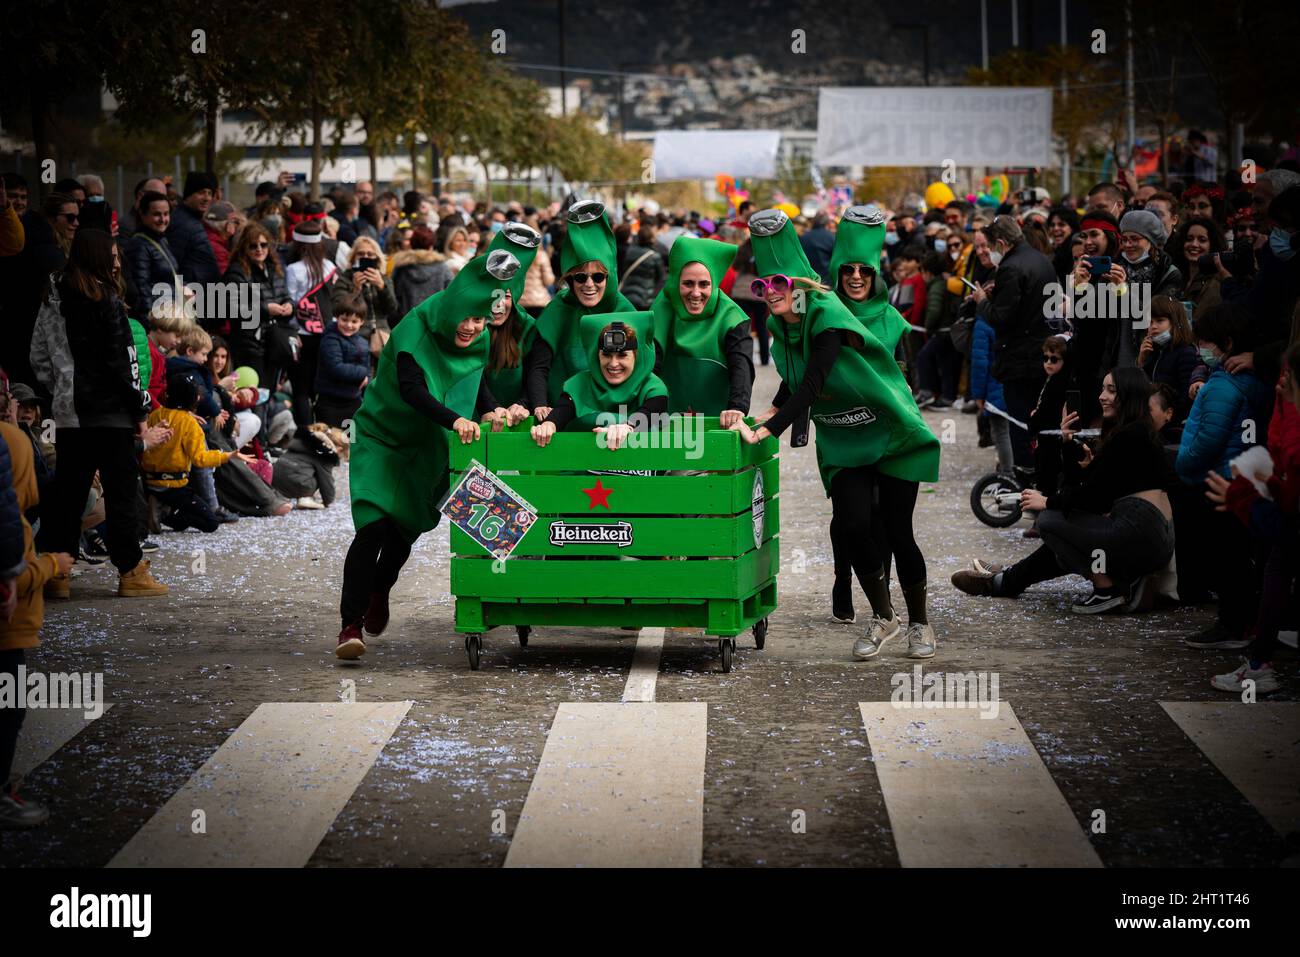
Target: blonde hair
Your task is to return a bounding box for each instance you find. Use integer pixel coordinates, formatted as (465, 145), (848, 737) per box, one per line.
(793, 275), (831, 294)
(179, 324), (213, 355)
(348, 236), (387, 274)
(150, 301), (194, 335)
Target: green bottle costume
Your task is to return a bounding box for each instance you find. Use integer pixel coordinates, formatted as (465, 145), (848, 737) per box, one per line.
(749, 208), (939, 495)
(649, 235), (750, 415)
(829, 205), (913, 356)
(562, 311), (667, 431)
(349, 249), (522, 541)
(482, 223), (542, 407)
(533, 200), (635, 406)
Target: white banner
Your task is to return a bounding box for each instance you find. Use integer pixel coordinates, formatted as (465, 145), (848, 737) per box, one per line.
(652, 130), (781, 180)
(815, 87), (1053, 167)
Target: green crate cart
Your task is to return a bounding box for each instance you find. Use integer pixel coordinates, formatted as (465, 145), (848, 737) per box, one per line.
(448, 417), (779, 672)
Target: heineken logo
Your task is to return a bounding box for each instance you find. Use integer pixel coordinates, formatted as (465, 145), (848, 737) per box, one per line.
(752, 472), (765, 549)
(813, 406), (876, 427)
(549, 521), (633, 547)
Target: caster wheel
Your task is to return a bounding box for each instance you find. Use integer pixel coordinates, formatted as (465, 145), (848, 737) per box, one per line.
(516, 625), (531, 647)
(719, 638), (733, 674)
(753, 617), (768, 650)
(465, 634), (482, 671)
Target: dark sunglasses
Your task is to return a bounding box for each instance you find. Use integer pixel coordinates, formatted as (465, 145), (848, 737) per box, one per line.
(249, 241), (269, 249)
(1042, 354), (1063, 364)
(750, 274), (793, 298)
(59, 212), (79, 222)
(839, 264), (874, 278)
(567, 271), (607, 285)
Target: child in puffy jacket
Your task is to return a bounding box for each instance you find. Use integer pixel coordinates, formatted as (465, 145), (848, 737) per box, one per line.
(313, 294), (370, 427)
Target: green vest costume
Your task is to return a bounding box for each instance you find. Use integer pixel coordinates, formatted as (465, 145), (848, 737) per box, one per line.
(349, 249), (522, 541)
(483, 223), (542, 407)
(533, 200), (635, 405)
(750, 208), (939, 495)
(830, 205), (913, 356)
(561, 310), (667, 431)
(649, 235), (750, 415)
(129, 317), (151, 393)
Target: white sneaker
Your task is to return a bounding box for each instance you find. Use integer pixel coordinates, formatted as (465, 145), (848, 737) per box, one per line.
(906, 623), (936, 659)
(296, 496), (325, 510)
(852, 614), (901, 660)
(1211, 661), (1280, 694)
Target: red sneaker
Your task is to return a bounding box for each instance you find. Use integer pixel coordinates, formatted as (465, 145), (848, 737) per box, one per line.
(336, 621), (366, 659)
(363, 592), (390, 638)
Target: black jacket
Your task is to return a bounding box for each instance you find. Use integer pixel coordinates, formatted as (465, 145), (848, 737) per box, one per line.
(618, 243), (665, 310)
(390, 250), (452, 326)
(58, 279), (150, 429)
(165, 203), (220, 286)
(124, 228), (179, 320)
(977, 240), (1056, 383)
(222, 260), (291, 371)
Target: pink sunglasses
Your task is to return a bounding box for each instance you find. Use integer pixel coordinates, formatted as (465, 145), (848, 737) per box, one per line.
(750, 274), (794, 298)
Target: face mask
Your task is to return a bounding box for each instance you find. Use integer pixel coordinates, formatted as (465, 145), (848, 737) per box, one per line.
(1198, 347), (1221, 369)
(987, 248), (1004, 267)
(884, 232), (899, 246)
(491, 222), (504, 234)
(466, 244), (478, 257)
(1269, 227), (1296, 261)
(1122, 248), (1149, 264)
(88, 195), (105, 203)
(933, 239), (947, 255)
(1152, 330), (1172, 347)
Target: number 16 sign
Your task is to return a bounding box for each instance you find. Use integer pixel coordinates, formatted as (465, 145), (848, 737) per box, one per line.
(440, 460), (538, 559)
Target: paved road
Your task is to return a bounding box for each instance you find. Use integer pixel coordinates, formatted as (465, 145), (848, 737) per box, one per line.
(3, 359), (1296, 868)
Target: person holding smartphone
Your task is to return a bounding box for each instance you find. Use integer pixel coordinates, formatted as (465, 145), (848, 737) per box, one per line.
(336, 236), (397, 349)
(731, 209), (941, 660)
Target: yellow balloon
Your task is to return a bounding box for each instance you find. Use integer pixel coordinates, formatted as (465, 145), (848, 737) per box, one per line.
(775, 202), (801, 219)
(924, 181), (955, 209)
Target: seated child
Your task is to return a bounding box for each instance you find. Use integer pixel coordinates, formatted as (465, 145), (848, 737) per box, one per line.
(531, 313), (667, 449)
(140, 377), (249, 533)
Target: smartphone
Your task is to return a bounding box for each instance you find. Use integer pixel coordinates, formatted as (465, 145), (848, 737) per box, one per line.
(790, 409), (810, 448)
(357, 256), (380, 273)
(1084, 256), (1111, 277)
(959, 276), (979, 293)
(1065, 390), (1082, 415)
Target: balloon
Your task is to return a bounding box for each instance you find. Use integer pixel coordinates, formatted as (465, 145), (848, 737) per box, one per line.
(233, 365), (259, 390)
(924, 181), (955, 210)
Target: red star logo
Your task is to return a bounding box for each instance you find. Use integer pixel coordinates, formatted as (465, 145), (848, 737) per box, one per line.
(582, 479), (613, 510)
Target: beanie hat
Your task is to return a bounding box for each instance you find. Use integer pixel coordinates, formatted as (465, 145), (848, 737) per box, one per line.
(1119, 209), (1167, 248)
(165, 375), (200, 411)
(183, 171), (219, 199)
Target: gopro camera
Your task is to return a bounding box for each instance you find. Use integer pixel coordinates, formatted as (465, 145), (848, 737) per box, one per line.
(599, 322), (637, 354)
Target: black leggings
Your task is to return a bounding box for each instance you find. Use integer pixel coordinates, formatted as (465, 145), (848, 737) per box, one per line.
(289, 334), (321, 431)
(871, 472), (926, 588)
(830, 466), (884, 584)
(340, 517), (412, 626)
(0, 649), (25, 790)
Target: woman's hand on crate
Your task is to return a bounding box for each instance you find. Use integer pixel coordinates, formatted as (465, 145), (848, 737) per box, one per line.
(531, 420), (557, 447)
(452, 417), (481, 444)
(594, 422), (634, 450)
(533, 405), (553, 422)
(752, 407), (777, 426)
(504, 404), (530, 426)
(719, 409), (746, 428)
(730, 420), (770, 445)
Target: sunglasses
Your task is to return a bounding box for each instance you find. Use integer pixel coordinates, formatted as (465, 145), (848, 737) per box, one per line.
(567, 272), (607, 286)
(1042, 354), (1063, 364)
(59, 212), (79, 222)
(838, 264), (874, 278)
(750, 274), (794, 298)
(250, 241), (269, 249)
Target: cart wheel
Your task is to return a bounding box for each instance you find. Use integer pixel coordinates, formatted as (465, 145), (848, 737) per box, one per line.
(465, 634), (482, 671)
(719, 638), (733, 674)
(516, 625), (531, 647)
(753, 617), (768, 650)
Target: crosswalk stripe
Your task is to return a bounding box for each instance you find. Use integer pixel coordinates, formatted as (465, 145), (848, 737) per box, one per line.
(860, 701), (1102, 867)
(622, 627), (666, 702)
(12, 704), (113, 779)
(504, 702), (707, 867)
(1160, 701), (1300, 836)
(108, 701), (410, 868)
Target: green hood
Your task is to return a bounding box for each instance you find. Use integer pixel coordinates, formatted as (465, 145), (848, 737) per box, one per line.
(749, 208), (818, 280)
(485, 221), (541, 304)
(535, 200), (635, 404)
(349, 248), (521, 536)
(563, 310), (667, 422)
(649, 235), (750, 414)
(830, 205), (911, 353)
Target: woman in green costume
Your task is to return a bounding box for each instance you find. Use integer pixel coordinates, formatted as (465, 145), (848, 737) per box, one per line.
(336, 249), (526, 660)
(648, 234), (753, 422)
(525, 200), (636, 418)
(823, 204), (930, 630)
(732, 208), (942, 662)
(530, 311), (667, 449)
(482, 222), (543, 413)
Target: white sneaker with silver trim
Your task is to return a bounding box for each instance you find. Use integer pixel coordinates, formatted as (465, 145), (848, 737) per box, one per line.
(852, 614), (901, 660)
